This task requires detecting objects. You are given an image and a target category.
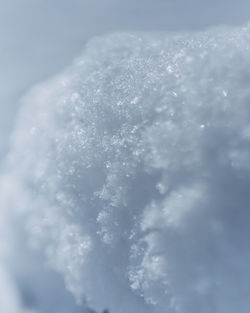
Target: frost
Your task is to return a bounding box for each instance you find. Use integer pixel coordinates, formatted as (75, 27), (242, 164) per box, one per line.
(1, 24), (250, 313)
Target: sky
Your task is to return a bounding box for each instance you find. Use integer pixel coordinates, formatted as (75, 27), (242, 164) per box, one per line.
(1, 0), (250, 158)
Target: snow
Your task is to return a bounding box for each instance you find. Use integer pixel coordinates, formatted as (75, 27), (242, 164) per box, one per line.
(1, 23), (250, 312)
(0, 264), (36, 313)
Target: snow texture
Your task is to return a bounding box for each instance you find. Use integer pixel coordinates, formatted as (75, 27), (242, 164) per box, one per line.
(1, 24), (250, 313)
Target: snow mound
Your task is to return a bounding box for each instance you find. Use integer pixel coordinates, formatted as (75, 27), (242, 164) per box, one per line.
(2, 24), (250, 313)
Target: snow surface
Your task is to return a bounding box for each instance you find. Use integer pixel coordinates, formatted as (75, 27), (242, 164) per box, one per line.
(4, 0), (250, 161)
(1, 24), (250, 313)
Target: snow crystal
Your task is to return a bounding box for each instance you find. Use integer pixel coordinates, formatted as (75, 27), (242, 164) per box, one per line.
(2, 24), (250, 313)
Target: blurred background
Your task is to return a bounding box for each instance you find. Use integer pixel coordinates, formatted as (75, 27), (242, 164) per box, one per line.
(1, 0), (250, 161)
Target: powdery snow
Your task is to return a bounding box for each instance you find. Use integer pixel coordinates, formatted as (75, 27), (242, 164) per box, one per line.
(1, 24), (250, 313)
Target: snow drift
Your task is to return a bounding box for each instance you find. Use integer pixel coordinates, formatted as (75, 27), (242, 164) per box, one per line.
(1, 24), (250, 313)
